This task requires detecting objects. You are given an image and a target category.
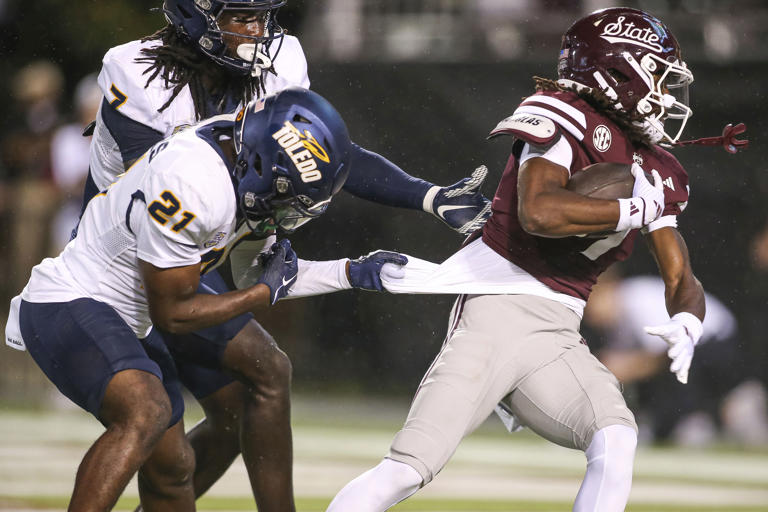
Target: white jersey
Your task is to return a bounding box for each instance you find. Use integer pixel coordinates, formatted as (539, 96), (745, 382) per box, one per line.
(380, 238), (586, 316)
(23, 119), (263, 338)
(611, 276), (735, 352)
(90, 35), (310, 191)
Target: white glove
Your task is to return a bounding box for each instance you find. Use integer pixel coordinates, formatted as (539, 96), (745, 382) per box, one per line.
(616, 164), (664, 231)
(644, 312), (703, 384)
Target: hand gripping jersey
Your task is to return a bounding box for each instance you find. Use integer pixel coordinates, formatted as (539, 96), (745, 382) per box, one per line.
(89, 36), (310, 192)
(23, 118), (269, 338)
(482, 89), (690, 301)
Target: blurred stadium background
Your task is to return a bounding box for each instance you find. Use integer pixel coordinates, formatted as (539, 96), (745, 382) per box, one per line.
(1, 0), (768, 510)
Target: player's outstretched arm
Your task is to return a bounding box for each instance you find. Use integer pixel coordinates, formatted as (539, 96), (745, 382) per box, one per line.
(140, 240), (298, 333)
(231, 239), (408, 297)
(342, 144), (491, 234)
(644, 227), (705, 384)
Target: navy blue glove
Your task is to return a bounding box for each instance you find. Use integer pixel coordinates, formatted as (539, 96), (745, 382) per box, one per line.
(257, 239), (298, 304)
(424, 165), (492, 235)
(348, 250), (408, 291)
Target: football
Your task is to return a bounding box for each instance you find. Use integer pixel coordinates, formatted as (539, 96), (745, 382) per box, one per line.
(566, 162), (651, 238)
(565, 162), (636, 199)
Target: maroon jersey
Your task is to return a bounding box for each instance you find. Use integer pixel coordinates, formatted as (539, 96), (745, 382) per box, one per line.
(481, 90), (690, 301)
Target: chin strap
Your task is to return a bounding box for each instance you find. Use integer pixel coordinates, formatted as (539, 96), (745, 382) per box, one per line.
(672, 122), (749, 154)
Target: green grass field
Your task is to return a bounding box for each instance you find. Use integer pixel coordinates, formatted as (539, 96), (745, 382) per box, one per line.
(2, 394), (768, 511)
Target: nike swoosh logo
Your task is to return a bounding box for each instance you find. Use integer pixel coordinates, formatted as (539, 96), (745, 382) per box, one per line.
(272, 275), (297, 304)
(436, 204), (475, 218)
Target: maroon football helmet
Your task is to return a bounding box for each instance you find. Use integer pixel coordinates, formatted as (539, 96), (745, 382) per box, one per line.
(558, 7), (694, 144)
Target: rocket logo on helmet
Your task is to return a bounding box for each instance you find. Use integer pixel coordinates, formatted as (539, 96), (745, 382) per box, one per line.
(271, 121), (331, 183)
(232, 86), (352, 234)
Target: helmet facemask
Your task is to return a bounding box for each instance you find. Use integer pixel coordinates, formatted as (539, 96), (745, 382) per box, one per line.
(208, 3), (285, 78)
(269, 177), (331, 234)
(630, 52), (694, 144)
(165, 0), (286, 84)
(235, 169), (332, 234)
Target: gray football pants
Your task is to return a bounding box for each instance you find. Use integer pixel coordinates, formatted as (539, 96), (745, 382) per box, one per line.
(388, 293), (636, 484)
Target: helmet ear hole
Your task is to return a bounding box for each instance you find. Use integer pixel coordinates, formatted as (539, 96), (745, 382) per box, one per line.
(292, 114), (311, 124)
(252, 154), (263, 176)
(607, 68), (629, 84)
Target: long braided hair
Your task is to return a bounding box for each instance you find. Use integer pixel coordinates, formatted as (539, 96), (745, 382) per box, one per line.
(533, 76), (653, 149)
(136, 25), (257, 119)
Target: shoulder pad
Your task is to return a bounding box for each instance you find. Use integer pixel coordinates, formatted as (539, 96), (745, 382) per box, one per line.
(99, 40), (195, 135)
(488, 112), (560, 149)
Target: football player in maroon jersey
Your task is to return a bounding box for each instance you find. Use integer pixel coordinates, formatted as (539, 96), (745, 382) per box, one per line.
(327, 7), (706, 512)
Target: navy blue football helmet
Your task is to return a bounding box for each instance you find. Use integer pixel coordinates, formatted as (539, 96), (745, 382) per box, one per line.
(232, 86), (352, 234)
(163, 0), (286, 77)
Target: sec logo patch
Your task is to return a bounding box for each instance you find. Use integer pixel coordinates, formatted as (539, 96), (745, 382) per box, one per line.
(593, 125), (612, 152)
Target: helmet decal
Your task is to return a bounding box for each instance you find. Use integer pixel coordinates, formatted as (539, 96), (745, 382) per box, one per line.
(271, 121), (331, 183)
(558, 7), (694, 144)
(230, 87), (352, 234)
(599, 16), (664, 53)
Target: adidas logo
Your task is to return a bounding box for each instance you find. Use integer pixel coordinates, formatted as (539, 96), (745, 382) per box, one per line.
(663, 177), (675, 191)
(629, 203), (639, 216)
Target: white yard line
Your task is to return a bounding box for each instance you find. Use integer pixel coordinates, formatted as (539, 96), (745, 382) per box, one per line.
(2, 400), (768, 508)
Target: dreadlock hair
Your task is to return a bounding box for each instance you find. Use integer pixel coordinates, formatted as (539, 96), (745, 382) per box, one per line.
(136, 25), (258, 119)
(533, 76), (654, 149)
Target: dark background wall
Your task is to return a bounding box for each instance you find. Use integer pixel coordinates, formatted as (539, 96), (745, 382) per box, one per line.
(0, 0), (766, 401)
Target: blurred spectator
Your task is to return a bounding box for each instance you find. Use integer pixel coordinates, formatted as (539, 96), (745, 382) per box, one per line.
(584, 269), (768, 447)
(49, 73), (101, 252)
(750, 221), (768, 273)
(1, 60), (64, 298)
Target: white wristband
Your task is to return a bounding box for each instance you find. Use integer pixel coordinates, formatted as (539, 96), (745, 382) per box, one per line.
(616, 198), (637, 231)
(422, 185), (440, 214)
(671, 312), (703, 345)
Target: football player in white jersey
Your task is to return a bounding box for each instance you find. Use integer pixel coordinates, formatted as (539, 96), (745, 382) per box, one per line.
(8, 87), (406, 511)
(82, 1), (489, 509)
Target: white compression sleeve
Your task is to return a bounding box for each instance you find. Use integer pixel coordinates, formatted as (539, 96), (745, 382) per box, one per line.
(326, 458), (423, 512)
(228, 239), (351, 297)
(574, 424), (637, 512)
(286, 258), (351, 298)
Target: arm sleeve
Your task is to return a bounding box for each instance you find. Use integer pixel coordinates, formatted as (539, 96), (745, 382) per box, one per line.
(230, 239), (352, 296)
(341, 143), (433, 209)
(286, 259), (351, 298)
